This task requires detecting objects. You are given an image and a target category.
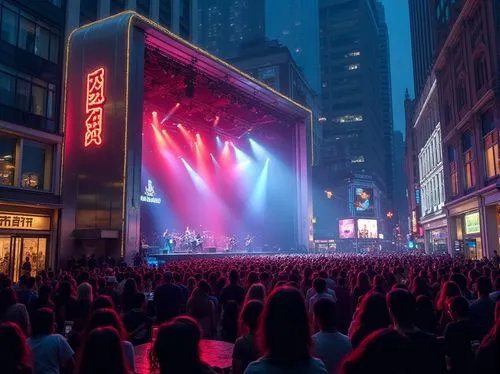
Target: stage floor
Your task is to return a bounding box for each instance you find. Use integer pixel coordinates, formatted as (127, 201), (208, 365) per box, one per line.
(148, 250), (288, 264)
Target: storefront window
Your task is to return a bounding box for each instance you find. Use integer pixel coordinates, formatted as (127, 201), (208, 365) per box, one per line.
(448, 146), (458, 196)
(0, 134), (17, 186)
(482, 112), (498, 179)
(21, 140), (51, 191)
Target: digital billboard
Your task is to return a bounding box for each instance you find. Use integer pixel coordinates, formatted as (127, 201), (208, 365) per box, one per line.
(354, 187), (375, 216)
(357, 219), (378, 239)
(339, 219), (355, 239)
(464, 212), (480, 234)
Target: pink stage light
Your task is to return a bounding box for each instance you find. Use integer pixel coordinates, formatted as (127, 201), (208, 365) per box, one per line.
(176, 102), (181, 107)
(225, 141), (229, 146)
(177, 123), (182, 128)
(196, 133), (200, 138)
(152, 111), (157, 117)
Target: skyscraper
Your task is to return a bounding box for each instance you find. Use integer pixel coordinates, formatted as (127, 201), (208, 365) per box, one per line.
(197, 0), (265, 59)
(264, 0), (321, 93)
(316, 0), (393, 239)
(408, 0), (436, 98)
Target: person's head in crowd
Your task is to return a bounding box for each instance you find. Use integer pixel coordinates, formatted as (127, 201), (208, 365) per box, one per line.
(437, 281), (461, 311)
(31, 308), (56, 337)
(450, 273), (469, 294)
(0, 287), (18, 315)
(0, 322), (31, 374)
(123, 278), (138, 296)
(86, 308), (126, 340)
(476, 276), (493, 298)
(313, 277), (327, 294)
(356, 272), (371, 291)
(245, 283), (266, 304)
(410, 276), (429, 296)
(163, 271), (174, 284)
(77, 327), (128, 374)
(372, 275), (386, 293)
(353, 292), (391, 332)
(447, 296), (469, 321)
(313, 297), (338, 332)
(414, 295), (438, 334)
(150, 316), (206, 374)
(341, 329), (411, 374)
(197, 280), (211, 295)
(131, 292), (146, 312)
(56, 281), (73, 300)
(239, 300), (263, 335)
(77, 282), (93, 304)
(92, 295), (115, 312)
(229, 270), (239, 285)
(258, 286), (312, 366)
(387, 289), (416, 328)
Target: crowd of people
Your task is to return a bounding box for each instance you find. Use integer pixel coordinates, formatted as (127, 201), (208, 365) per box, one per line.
(0, 253), (499, 374)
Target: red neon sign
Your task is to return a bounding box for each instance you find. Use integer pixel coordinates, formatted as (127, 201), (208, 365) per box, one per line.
(84, 67), (106, 147)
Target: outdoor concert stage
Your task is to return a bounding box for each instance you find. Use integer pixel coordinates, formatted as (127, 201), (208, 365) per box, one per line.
(60, 12), (313, 265)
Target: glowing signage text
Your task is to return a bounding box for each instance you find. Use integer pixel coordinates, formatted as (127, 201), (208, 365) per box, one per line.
(85, 67), (106, 147)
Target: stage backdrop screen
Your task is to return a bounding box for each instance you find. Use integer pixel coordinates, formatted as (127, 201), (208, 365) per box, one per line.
(353, 187), (375, 216)
(357, 219), (378, 239)
(339, 219), (355, 239)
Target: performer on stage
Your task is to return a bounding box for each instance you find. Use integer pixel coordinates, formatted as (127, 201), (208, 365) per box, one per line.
(244, 234), (254, 252)
(162, 228), (172, 254)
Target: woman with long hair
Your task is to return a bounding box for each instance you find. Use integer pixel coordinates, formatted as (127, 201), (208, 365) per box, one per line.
(349, 292), (391, 348)
(244, 283), (266, 304)
(29, 284), (54, 314)
(53, 281), (78, 334)
(150, 316), (216, 374)
(187, 280), (216, 339)
(76, 327), (129, 374)
(340, 329), (411, 374)
(121, 278), (138, 314)
(351, 272), (371, 313)
(0, 322), (32, 374)
(245, 286), (327, 374)
(85, 308), (135, 372)
(0, 287), (30, 336)
(436, 281), (461, 332)
(232, 300), (264, 374)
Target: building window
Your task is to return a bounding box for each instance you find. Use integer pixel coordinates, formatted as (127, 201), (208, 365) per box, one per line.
(0, 64), (57, 131)
(0, 3), (59, 63)
(1, 7), (18, 45)
(21, 140), (51, 190)
(137, 0), (151, 17)
(462, 132), (475, 190)
(456, 78), (466, 110)
(482, 112), (499, 178)
(332, 114), (363, 123)
(0, 134), (17, 187)
(0, 133), (52, 191)
(448, 146), (458, 196)
(347, 63), (360, 71)
(474, 55), (487, 92)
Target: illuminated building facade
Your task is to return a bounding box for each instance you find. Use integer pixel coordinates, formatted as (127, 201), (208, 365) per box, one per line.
(0, 0), (65, 280)
(434, 0), (500, 258)
(316, 0), (393, 241)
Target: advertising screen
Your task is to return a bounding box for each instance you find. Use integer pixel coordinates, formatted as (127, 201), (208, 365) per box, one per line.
(354, 187), (375, 216)
(339, 219), (355, 239)
(464, 212), (480, 234)
(357, 219), (378, 239)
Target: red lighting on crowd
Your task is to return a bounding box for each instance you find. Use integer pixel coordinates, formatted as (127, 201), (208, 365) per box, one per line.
(84, 67), (106, 147)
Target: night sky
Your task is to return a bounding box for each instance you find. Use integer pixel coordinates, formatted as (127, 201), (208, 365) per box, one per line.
(381, 0), (414, 136)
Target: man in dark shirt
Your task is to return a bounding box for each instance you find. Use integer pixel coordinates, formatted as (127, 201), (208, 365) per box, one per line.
(154, 271), (183, 323)
(444, 296), (478, 374)
(123, 293), (152, 345)
(387, 289), (446, 374)
(469, 276), (495, 339)
(219, 270), (245, 309)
